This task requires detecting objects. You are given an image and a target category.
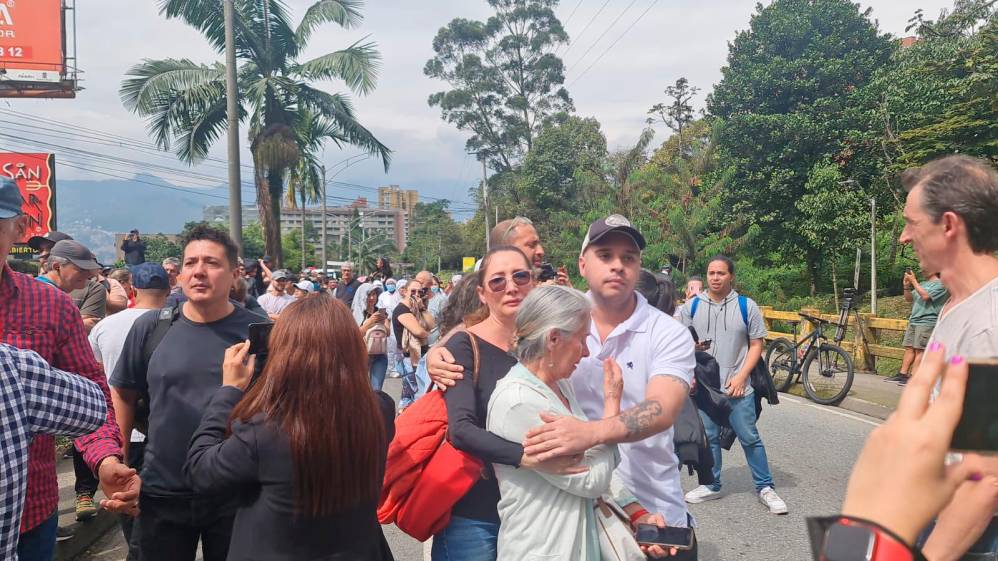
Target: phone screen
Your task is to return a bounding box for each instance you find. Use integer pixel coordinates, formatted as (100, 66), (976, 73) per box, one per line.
(951, 360), (998, 452)
(248, 322), (274, 358)
(635, 525), (694, 549)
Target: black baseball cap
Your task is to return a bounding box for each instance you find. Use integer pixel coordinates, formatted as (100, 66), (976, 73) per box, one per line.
(0, 177), (24, 219)
(49, 240), (101, 270)
(580, 214), (646, 256)
(28, 231), (73, 250)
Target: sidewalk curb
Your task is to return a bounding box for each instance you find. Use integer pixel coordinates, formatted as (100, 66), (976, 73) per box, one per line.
(838, 396), (892, 421)
(54, 510), (117, 561)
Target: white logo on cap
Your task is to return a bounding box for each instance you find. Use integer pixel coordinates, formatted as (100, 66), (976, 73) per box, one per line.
(605, 214), (631, 228)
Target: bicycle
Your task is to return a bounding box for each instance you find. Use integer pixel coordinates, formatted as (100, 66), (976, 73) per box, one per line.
(764, 288), (857, 405)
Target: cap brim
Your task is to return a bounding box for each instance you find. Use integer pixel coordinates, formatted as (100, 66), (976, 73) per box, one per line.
(583, 226), (647, 253)
(27, 236), (49, 250)
(68, 258), (102, 270)
(0, 208), (21, 219)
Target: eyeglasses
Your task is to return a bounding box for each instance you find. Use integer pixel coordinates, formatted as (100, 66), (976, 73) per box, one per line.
(486, 270), (532, 293)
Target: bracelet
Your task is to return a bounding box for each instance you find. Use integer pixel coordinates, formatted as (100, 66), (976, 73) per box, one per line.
(629, 508), (649, 525)
(808, 515), (926, 561)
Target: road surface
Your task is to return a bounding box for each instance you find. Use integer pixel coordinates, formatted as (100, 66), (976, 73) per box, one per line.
(77, 382), (877, 561)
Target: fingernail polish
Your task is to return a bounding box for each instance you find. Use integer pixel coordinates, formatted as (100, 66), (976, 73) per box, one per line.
(971, 472), (983, 482)
(928, 342), (942, 352)
(951, 355), (965, 365)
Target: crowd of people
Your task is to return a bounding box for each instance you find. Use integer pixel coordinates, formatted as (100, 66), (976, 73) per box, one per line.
(0, 151), (995, 561)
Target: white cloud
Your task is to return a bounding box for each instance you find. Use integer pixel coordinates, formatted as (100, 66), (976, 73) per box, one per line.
(5, 0), (953, 204)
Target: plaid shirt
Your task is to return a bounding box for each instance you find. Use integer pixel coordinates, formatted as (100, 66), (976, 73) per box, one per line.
(0, 344), (107, 559)
(0, 264), (122, 533)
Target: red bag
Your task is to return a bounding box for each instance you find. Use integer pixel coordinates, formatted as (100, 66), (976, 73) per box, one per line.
(378, 336), (483, 542)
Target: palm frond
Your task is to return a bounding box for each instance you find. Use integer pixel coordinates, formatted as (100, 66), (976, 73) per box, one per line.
(298, 85), (392, 170)
(293, 39), (381, 95)
(296, 0), (364, 46)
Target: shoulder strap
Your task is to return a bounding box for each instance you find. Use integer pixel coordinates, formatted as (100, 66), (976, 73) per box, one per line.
(142, 305), (181, 367)
(738, 295), (748, 326)
(691, 296), (699, 318)
(467, 333), (481, 388)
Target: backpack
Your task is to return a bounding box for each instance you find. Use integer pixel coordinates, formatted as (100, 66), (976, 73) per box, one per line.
(378, 335), (482, 541)
(365, 321), (389, 355)
(689, 295), (779, 409)
(130, 305), (181, 434)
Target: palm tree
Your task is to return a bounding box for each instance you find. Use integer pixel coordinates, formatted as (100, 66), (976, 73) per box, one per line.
(120, 0), (391, 265)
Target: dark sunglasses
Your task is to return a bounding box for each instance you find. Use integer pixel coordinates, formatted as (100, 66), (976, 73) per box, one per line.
(486, 270), (532, 293)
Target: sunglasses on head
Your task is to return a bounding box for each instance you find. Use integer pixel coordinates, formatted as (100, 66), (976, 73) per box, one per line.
(486, 270), (532, 292)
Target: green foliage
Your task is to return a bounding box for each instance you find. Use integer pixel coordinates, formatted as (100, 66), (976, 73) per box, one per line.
(403, 201), (465, 272)
(143, 234), (183, 263)
(122, 0), (391, 266)
(707, 0), (894, 294)
(424, 0), (572, 170)
(647, 77), (701, 156)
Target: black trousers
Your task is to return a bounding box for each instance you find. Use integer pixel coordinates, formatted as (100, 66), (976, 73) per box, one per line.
(138, 493), (235, 561)
(72, 446), (99, 496)
(120, 442), (146, 561)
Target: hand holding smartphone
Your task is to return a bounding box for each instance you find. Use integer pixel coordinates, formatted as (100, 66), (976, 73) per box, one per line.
(635, 524), (694, 550)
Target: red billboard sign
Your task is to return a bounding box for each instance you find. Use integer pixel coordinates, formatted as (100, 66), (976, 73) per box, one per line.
(0, 0), (64, 83)
(1, 153), (57, 255)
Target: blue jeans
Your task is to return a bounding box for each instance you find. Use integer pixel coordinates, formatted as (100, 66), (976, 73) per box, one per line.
(369, 354), (388, 391)
(699, 394), (775, 492)
(431, 515), (499, 561)
(397, 356), (418, 409)
(17, 512), (58, 561)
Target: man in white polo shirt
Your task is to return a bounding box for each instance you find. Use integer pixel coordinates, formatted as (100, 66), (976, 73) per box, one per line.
(522, 215), (699, 557)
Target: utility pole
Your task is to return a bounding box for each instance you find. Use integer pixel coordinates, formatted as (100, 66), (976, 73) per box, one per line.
(870, 197), (878, 315)
(223, 0), (242, 250)
(320, 164), (327, 273)
(853, 247), (861, 290)
(481, 157), (489, 251)
(437, 236), (442, 274)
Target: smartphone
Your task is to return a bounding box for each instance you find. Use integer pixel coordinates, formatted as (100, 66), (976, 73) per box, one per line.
(951, 359), (998, 453)
(635, 524), (695, 550)
(701, 339), (712, 350)
(248, 322), (274, 357)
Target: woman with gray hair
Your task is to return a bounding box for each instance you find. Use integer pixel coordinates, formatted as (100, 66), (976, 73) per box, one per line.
(487, 285), (676, 560)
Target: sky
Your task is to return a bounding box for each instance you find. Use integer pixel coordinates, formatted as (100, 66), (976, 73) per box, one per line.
(3, 0), (953, 219)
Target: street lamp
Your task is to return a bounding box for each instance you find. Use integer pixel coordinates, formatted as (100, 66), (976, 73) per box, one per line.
(839, 179), (876, 315)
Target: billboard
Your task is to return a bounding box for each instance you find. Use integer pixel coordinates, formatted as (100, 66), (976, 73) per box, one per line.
(1, 153), (57, 255)
(0, 0), (64, 83)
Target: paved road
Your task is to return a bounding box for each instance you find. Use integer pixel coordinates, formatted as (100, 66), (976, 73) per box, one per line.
(77, 382), (877, 561)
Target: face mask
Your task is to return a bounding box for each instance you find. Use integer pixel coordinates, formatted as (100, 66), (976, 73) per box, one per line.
(432, 286), (442, 294)
(387, 285), (397, 293)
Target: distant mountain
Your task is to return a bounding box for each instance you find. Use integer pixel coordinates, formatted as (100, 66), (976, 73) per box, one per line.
(55, 174), (243, 262)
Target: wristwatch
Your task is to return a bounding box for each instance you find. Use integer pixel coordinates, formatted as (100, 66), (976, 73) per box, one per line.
(809, 517), (925, 561)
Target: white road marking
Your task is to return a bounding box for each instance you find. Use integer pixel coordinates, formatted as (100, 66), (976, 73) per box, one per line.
(779, 395), (883, 427)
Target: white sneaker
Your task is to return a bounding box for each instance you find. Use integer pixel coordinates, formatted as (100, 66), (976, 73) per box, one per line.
(684, 485), (722, 504)
(387, 370), (401, 379)
(759, 487), (788, 514)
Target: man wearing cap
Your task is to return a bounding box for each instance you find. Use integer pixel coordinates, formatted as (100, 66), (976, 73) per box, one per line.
(293, 279), (315, 299)
(36, 240), (110, 520)
(0, 177), (137, 561)
(121, 230), (147, 266)
(257, 270), (295, 319)
(27, 230), (73, 270)
(431, 215), (700, 556)
(37, 240), (108, 333)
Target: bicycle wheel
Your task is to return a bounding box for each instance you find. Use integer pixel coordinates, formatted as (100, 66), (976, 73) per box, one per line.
(801, 343), (854, 405)
(765, 338), (796, 392)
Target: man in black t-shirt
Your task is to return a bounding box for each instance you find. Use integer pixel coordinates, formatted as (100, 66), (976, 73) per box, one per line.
(334, 261), (361, 307)
(110, 225), (265, 561)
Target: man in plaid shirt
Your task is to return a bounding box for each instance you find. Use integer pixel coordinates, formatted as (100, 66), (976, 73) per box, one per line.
(0, 343), (108, 560)
(0, 178), (138, 561)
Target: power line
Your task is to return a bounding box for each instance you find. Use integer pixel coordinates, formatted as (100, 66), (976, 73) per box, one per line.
(568, 0), (661, 88)
(566, 0), (640, 73)
(561, 0), (585, 29)
(558, 0), (611, 58)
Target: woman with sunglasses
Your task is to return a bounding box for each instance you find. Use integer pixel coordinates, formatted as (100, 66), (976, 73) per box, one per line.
(432, 246), (576, 561)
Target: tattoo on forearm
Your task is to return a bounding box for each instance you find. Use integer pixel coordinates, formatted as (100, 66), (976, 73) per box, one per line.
(618, 400), (665, 438)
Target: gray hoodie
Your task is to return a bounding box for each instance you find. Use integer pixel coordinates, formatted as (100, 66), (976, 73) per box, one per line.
(678, 289), (767, 395)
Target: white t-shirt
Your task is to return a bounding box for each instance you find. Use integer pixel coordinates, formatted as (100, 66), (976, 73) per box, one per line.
(570, 292), (697, 527)
(928, 277), (998, 359)
(257, 291), (295, 316)
(89, 307), (153, 443)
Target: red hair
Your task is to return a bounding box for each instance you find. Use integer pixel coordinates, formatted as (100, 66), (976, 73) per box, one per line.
(231, 294), (386, 516)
